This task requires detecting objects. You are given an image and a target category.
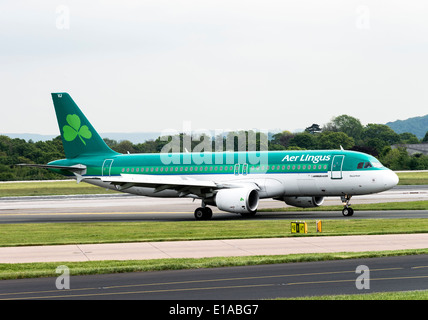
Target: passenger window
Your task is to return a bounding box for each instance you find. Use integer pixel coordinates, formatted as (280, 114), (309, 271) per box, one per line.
(364, 162), (373, 168)
(357, 162), (364, 169)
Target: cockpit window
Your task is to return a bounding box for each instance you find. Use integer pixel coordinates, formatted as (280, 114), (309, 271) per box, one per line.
(371, 159), (384, 168)
(364, 162), (373, 168)
(357, 159), (383, 170)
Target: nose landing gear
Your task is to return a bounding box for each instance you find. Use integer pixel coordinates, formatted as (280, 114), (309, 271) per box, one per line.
(341, 195), (354, 216)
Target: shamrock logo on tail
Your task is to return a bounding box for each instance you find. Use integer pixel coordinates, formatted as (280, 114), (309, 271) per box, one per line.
(63, 114), (92, 145)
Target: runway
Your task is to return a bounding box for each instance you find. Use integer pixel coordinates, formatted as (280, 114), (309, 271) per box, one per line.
(0, 185), (427, 223)
(1, 254), (428, 300)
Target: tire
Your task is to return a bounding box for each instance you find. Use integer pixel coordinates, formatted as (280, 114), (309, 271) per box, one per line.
(194, 207), (212, 220)
(204, 207), (213, 220)
(342, 207), (354, 217)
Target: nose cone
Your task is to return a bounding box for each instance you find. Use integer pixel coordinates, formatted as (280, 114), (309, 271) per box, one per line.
(384, 170), (399, 190)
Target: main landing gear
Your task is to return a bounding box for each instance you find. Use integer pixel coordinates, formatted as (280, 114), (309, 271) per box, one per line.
(341, 195), (354, 216)
(194, 200), (213, 220)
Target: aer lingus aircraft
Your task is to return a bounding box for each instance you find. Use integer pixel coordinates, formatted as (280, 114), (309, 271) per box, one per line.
(20, 93), (399, 219)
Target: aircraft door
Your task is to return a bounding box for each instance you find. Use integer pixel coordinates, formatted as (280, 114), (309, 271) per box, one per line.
(331, 155), (344, 179)
(242, 163), (248, 176)
(234, 164), (240, 176)
(102, 159), (114, 177)
(234, 163), (248, 176)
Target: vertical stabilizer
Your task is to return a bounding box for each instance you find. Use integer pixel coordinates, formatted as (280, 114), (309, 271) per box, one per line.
(51, 93), (118, 159)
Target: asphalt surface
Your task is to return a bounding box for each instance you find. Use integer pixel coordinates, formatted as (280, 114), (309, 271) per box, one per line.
(0, 185), (427, 223)
(1, 209), (428, 224)
(1, 255), (428, 300)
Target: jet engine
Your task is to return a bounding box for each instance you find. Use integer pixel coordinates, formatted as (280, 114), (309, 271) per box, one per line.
(215, 188), (259, 214)
(283, 196), (324, 208)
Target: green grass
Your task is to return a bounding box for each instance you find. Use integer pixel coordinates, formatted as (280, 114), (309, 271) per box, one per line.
(396, 171), (428, 185)
(1, 218), (428, 247)
(260, 200), (428, 212)
(1, 248), (428, 281)
(281, 289), (428, 300)
(0, 180), (117, 197)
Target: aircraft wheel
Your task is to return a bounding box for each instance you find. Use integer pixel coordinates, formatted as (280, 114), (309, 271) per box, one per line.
(342, 207), (354, 217)
(194, 207), (213, 220)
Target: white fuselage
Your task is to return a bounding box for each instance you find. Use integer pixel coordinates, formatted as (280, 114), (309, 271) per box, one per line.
(84, 168), (398, 199)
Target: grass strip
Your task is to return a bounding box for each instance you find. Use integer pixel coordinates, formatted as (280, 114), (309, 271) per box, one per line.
(396, 171), (428, 185)
(1, 218), (428, 247)
(282, 290), (428, 300)
(0, 180), (117, 197)
(1, 248), (427, 280)
(259, 200), (428, 212)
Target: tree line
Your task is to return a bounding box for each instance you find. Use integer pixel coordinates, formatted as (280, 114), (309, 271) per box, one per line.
(1, 114), (427, 180)
(270, 115), (428, 170)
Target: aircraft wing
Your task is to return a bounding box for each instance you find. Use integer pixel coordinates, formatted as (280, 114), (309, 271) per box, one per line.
(101, 174), (258, 198)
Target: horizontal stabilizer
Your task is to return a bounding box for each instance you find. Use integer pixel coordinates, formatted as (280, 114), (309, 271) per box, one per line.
(17, 163), (87, 174)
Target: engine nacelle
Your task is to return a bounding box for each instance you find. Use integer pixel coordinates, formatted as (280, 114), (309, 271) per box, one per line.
(215, 188), (259, 214)
(284, 196), (324, 208)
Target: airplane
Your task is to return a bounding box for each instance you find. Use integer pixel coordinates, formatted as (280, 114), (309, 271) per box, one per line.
(19, 93), (399, 220)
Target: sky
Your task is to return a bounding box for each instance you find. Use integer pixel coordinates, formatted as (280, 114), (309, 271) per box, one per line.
(1, 0), (428, 136)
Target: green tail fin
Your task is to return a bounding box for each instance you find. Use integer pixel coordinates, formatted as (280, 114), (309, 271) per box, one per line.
(51, 93), (118, 159)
